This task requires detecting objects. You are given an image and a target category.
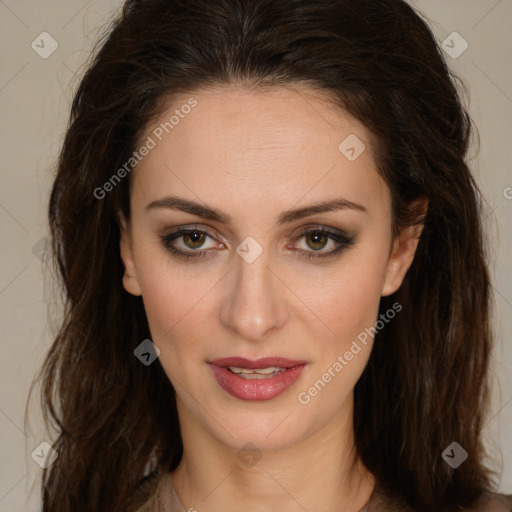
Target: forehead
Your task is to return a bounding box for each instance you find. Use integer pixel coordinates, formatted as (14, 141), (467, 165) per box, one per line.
(131, 85), (389, 220)
(145, 84), (368, 155)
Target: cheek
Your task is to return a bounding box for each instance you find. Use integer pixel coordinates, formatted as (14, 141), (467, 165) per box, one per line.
(304, 250), (389, 343)
(131, 241), (214, 344)
(136, 266), (216, 382)
(293, 253), (389, 415)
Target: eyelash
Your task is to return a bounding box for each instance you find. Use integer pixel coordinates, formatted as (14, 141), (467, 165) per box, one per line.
(158, 225), (356, 261)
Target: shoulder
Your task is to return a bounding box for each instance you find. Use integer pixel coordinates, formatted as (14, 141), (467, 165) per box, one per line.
(133, 469), (163, 512)
(462, 491), (512, 511)
(370, 484), (512, 512)
(134, 470), (186, 512)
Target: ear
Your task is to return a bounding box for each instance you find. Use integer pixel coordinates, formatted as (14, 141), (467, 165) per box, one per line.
(119, 213), (142, 296)
(381, 198), (428, 297)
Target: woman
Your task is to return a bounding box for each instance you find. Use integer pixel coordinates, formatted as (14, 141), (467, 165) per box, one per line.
(31, 0), (511, 510)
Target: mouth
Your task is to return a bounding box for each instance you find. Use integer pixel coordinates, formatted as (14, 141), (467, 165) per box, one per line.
(225, 366), (287, 379)
(208, 357), (308, 401)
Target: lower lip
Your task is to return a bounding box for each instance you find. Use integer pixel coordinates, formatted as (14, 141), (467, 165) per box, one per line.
(208, 364), (307, 401)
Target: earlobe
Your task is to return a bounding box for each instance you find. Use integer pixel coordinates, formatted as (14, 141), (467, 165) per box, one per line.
(119, 215), (142, 297)
(381, 198), (428, 297)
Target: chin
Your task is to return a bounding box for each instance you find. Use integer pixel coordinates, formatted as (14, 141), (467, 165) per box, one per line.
(205, 401), (307, 452)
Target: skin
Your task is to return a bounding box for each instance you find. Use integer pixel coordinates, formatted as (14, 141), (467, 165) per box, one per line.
(120, 85), (426, 512)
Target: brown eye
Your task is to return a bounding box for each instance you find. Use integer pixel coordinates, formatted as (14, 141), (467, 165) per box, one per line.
(183, 231), (206, 249)
(291, 227), (356, 261)
(159, 226), (220, 260)
(304, 232), (329, 251)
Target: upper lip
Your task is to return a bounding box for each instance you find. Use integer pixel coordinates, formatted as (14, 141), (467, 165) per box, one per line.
(208, 357), (307, 369)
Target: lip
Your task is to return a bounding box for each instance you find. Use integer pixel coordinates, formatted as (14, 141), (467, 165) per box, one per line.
(208, 357), (308, 401)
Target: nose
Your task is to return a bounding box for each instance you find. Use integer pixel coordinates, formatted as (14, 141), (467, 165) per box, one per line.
(219, 252), (289, 343)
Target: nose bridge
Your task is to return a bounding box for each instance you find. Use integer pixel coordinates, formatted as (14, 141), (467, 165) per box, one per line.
(219, 247), (288, 341)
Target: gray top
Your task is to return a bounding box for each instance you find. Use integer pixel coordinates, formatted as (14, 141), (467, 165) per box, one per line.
(138, 471), (512, 512)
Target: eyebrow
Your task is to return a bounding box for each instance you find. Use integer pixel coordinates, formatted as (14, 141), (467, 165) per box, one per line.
(145, 194), (367, 225)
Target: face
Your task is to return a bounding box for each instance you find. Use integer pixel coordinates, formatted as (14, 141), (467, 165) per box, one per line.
(120, 85), (422, 452)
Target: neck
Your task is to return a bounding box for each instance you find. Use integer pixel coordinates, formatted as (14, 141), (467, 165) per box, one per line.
(170, 394), (376, 512)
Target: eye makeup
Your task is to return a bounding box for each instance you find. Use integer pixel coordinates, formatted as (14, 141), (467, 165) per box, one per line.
(158, 224), (356, 262)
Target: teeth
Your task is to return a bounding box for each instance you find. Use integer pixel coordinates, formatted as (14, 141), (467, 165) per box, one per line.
(236, 372), (280, 379)
(228, 366), (284, 375)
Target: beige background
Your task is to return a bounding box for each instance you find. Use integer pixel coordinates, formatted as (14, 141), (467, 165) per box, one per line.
(0, 0), (511, 510)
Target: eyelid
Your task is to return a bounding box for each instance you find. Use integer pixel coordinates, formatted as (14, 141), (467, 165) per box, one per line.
(162, 224), (221, 243)
(292, 224), (351, 238)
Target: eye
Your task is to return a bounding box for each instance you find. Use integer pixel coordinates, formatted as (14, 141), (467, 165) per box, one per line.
(299, 231), (335, 251)
(159, 226), (222, 260)
(290, 227), (356, 260)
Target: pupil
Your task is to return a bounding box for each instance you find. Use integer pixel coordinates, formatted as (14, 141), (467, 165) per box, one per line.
(185, 231), (204, 248)
(308, 232), (327, 250)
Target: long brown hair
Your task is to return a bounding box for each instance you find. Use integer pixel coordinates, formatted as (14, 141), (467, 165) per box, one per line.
(27, 0), (497, 510)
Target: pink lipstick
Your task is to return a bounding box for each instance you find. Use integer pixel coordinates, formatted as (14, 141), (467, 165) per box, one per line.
(208, 357), (307, 401)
